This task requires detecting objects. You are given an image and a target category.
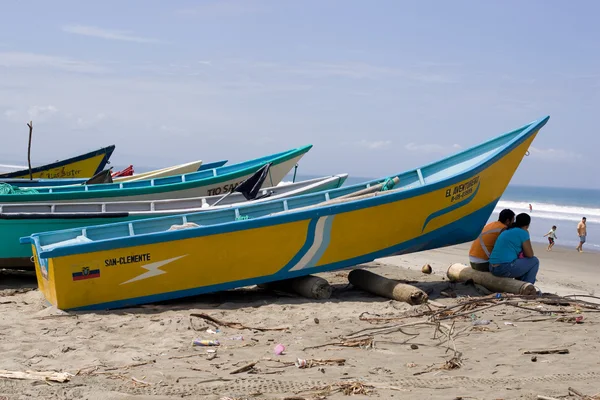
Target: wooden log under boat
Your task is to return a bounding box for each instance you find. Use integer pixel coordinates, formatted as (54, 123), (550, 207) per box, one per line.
(446, 263), (537, 295)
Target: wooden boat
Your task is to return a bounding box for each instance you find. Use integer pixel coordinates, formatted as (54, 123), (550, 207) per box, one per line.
(0, 145), (115, 179)
(0, 160), (228, 187)
(0, 146), (311, 203)
(113, 160), (203, 182)
(0, 174), (347, 268)
(22, 115), (550, 310)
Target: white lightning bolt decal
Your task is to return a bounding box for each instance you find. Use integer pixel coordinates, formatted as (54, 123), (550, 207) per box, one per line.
(120, 255), (188, 285)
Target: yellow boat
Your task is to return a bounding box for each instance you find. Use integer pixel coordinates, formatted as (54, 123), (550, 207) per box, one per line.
(23, 116), (550, 310)
(0, 145), (115, 179)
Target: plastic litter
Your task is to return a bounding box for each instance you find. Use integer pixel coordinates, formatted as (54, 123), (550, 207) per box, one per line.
(192, 339), (220, 346)
(274, 343), (285, 355)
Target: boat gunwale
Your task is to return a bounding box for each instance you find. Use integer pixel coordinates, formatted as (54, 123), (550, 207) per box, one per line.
(0, 174), (347, 218)
(25, 116), (550, 259)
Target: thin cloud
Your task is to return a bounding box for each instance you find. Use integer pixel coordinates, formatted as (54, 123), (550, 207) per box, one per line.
(529, 146), (584, 161)
(349, 139), (393, 150)
(405, 142), (462, 154)
(0, 52), (109, 74)
(245, 60), (457, 83)
(3, 109), (16, 119)
(175, 0), (258, 17)
(62, 25), (165, 44)
(28, 105), (58, 119)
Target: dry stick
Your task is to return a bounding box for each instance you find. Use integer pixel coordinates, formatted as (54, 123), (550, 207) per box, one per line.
(102, 361), (155, 371)
(303, 337), (374, 351)
(230, 362), (257, 374)
(190, 313), (288, 331)
(523, 348), (569, 355)
(568, 387), (592, 399)
(433, 299), (572, 322)
(344, 320), (452, 340)
(537, 396), (561, 400)
(27, 121), (33, 180)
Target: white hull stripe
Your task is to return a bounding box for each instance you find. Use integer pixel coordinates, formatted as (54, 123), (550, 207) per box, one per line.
(288, 215), (334, 272)
(121, 255), (188, 285)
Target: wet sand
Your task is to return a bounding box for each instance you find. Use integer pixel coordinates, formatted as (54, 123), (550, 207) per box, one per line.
(0, 242), (599, 400)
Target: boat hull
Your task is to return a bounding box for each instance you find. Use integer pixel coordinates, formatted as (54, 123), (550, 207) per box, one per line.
(0, 146), (115, 179)
(29, 125), (543, 310)
(2, 175), (347, 267)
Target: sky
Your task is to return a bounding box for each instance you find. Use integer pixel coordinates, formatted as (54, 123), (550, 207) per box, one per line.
(0, 0), (598, 188)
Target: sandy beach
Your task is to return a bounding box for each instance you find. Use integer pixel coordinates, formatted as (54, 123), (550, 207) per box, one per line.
(0, 242), (599, 400)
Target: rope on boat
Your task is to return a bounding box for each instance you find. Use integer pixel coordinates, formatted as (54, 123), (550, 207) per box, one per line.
(0, 183), (39, 195)
(380, 177), (396, 192)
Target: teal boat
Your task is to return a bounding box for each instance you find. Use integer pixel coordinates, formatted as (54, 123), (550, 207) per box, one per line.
(0, 174), (347, 268)
(0, 146), (311, 203)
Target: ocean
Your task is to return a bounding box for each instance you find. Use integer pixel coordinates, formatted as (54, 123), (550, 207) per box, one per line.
(286, 173), (599, 253)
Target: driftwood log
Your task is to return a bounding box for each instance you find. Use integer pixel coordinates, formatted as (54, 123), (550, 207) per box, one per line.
(0, 369), (72, 382)
(348, 269), (428, 305)
(446, 263), (537, 295)
(258, 275), (332, 300)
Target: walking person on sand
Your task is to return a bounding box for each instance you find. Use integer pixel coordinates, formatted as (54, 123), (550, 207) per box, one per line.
(543, 225), (557, 251)
(576, 217), (587, 253)
(488, 213), (540, 289)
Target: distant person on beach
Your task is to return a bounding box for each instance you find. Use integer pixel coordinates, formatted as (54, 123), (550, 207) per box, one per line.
(488, 213), (540, 286)
(468, 209), (516, 272)
(543, 225), (557, 251)
(576, 217), (587, 253)
(529, 204), (533, 212)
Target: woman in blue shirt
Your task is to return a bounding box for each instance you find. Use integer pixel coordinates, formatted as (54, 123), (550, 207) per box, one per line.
(488, 213), (539, 284)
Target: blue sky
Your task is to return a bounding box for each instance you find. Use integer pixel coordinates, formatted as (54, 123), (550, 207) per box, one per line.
(0, 0), (597, 188)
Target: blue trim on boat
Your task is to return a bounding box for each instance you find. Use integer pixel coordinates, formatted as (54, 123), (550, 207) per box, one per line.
(279, 218), (319, 271)
(197, 160), (228, 171)
(421, 180), (480, 232)
(68, 198), (499, 310)
(24, 116), (549, 260)
(302, 215), (335, 271)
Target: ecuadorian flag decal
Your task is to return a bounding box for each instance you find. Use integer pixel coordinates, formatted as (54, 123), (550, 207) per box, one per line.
(72, 267), (101, 281)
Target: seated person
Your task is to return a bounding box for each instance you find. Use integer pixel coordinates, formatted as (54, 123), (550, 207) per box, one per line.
(488, 213), (540, 285)
(468, 209), (515, 271)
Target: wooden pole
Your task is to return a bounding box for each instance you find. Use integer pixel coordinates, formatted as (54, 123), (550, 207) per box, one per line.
(446, 263), (537, 295)
(348, 269), (429, 305)
(259, 275), (332, 299)
(27, 121), (33, 180)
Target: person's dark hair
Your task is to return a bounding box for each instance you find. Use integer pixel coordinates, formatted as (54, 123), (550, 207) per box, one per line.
(583, 217), (587, 221)
(552, 225), (557, 230)
(513, 213), (531, 228)
(498, 209), (515, 224)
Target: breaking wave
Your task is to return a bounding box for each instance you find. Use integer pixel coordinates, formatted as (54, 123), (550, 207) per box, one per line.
(494, 201), (600, 224)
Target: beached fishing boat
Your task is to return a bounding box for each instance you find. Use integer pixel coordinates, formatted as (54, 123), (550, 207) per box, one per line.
(22, 116), (550, 310)
(0, 146), (310, 203)
(0, 145), (115, 180)
(1, 174), (347, 268)
(0, 160), (229, 188)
